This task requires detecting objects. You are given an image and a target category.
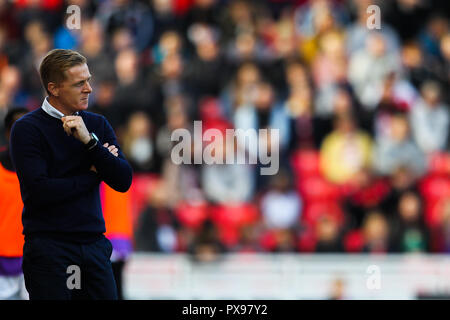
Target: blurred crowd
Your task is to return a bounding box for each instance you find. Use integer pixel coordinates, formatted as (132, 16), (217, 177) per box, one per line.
(1, 0), (450, 260)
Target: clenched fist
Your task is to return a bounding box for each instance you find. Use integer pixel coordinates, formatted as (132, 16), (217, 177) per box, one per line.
(61, 116), (91, 144)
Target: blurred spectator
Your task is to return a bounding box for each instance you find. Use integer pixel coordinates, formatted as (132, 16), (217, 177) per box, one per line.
(410, 80), (449, 154)
(346, 0), (401, 55)
(361, 210), (392, 253)
(134, 180), (179, 252)
(14, 0), (63, 34)
(234, 81), (290, 157)
(234, 224), (262, 253)
(372, 72), (418, 140)
(373, 112), (426, 177)
(283, 78), (322, 150)
(78, 19), (114, 84)
(311, 30), (347, 90)
(382, 0), (432, 42)
(17, 20), (51, 106)
(314, 214), (344, 253)
(53, 15), (80, 50)
(182, 0), (222, 33)
(431, 199), (450, 253)
(225, 30), (274, 65)
(147, 52), (189, 123)
(185, 24), (228, 104)
(294, 0), (348, 39)
(88, 79), (118, 128)
(104, 0), (154, 52)
(380, 165), (419, 218)
(261, 169), (302, 231)
(343, 168), (391, 229)
(155, 94), (190, 160)
(111, 48), (150, 129)
(268, 8), (297, 63)
(150, 0), (180, 45)
(320, 113), (373, 184)
(220, 62), (261, 121)
(121, 111), (160, 173)
(189, 219), (226, 263)
(348, 32), (401, 110)
(152, 30), (184, 65)
(218, 0), (255, 44)
(296, 0), (343, 65)
(390, 191), (430, 253)
(439, 33), (450, 102)
(201, 133), (254, 205)
(110, 26), (134, 53)
(401, 41), (442, 91)
(419, 13), (448, 60)
(328, 277), (346, 300)
(285, 59), (310, 95)
(158, 96), (205, 207)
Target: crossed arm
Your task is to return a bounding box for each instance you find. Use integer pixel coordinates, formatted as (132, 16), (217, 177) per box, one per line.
(61, 115), (132, 192)
(10, 117), (132, 208)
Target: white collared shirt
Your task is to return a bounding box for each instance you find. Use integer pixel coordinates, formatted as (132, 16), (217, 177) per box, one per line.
(41, 97), (79, 119)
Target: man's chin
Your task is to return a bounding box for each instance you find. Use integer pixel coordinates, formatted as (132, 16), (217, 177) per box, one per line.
(78, 101), (89, 110)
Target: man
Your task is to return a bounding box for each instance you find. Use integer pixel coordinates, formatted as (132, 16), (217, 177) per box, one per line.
(0, 108), (29, 300)
(9, 49), (133, 300)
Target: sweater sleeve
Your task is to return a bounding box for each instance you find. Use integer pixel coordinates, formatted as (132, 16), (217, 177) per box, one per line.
(87, 117), (133, 193)
(10, 120), (100, 208)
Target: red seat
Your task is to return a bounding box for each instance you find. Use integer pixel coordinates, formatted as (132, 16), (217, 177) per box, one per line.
(218, 225), (241, 248)
(211, 203), (259, 228)
(428, 152), (450, 176)
(259, 230), (278, 251)
(301, 201), (344, 228)
(343, 229), (364, 252)
(297, 175), (341, 202)
(296, 226), (317, 252)
(129, 173), (161, 230)
(419, 174), (450, 227)
(175, 201), (210, 230)
(210, 203), (259, 249)
(290, 149), (321, 178)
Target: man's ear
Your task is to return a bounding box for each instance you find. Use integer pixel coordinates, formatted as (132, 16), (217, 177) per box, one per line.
(47, 82), (59, 97)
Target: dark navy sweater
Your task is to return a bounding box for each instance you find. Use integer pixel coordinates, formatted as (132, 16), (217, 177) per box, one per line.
(9, 108), (133, 243)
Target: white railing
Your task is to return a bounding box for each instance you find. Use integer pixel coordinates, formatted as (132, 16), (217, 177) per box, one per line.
(123, 253), (450, 300)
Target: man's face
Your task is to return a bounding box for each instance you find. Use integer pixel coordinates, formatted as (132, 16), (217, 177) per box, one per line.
(56, 63), (92, 113)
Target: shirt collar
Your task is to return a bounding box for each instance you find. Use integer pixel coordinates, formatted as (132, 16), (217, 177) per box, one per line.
(41, 97), (79, 119)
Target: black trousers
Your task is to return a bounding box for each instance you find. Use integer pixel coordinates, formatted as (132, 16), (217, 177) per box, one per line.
(22, 236), (118, 300)
(111, 260), (126, 300)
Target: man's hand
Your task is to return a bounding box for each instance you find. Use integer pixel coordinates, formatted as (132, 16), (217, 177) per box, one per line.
(103, 143), (118, 157)
(89, 143), (119, 173)
(61, 116), (91, 144)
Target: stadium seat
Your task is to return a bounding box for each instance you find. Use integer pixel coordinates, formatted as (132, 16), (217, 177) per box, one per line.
(427, 152), (450, 176)
(343, 230), (364, 253)
(419, 174), (450, 227)
(175, 201), (210, 230)
(129, 173), (161, 229)
(297, 175), (341, 202)
(290, 149), (321, 178)
(301, 201), (345, 228)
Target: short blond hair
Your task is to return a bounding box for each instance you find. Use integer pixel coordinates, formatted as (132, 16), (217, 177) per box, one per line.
(39, 49), (87, 95)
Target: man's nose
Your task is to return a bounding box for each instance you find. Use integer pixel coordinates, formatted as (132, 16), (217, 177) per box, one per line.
(83, 82), (92, 93)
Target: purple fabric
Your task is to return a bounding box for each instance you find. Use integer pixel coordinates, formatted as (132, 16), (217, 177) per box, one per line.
(0, 257), (22, 276)
(109, 237), (132, 261)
